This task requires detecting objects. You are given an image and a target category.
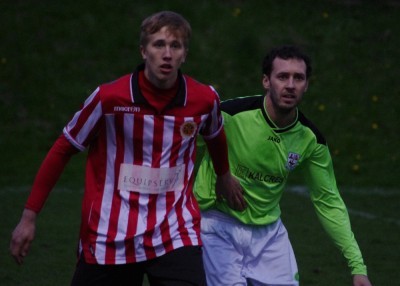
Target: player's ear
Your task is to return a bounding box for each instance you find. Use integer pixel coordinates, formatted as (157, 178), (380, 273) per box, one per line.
(262, 74), (270, 89)
(140, 45), (146, 60)
(181, 49), (188, 64)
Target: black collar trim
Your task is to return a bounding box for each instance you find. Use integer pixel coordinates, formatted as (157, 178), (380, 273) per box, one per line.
(261, 98), (299, 133)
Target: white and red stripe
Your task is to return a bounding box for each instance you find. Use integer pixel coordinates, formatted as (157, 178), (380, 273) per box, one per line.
(63, 71), (222, 264)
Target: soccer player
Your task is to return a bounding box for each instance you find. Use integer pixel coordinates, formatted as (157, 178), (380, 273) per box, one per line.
(194, 45), (373, 286)
(10, 11), (244, 286)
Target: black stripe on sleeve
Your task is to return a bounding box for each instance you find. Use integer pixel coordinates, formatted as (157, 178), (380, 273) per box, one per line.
(298, 111), (327, 145)
(221, 95), (264, 115)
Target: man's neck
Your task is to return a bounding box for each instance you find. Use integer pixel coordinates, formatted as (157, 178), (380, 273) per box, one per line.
(264, 96), (297, 128)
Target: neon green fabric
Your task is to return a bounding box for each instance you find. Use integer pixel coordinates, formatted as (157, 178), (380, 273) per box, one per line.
(194, 95), (367, 275)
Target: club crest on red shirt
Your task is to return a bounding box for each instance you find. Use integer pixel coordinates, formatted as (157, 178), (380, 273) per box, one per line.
(180, 121), (197, 138)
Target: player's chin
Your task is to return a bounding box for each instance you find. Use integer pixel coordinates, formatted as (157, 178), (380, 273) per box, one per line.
(279, 103), (297, 111)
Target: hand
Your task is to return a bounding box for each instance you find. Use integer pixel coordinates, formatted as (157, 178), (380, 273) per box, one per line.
(353, 274), (372, 286)
(215, 172), (246, 211)
(10, 209), (37, 265)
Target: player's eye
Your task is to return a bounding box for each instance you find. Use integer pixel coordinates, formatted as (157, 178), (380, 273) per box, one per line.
(277, 74), (288, 80)
(153, 40), (165, 48)
(294, 74), (306, 81)
(170, 41), (182, 49)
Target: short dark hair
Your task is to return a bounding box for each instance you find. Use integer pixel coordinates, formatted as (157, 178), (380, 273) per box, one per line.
(140, 11), (192, 49)
(262, 45), (312, 79)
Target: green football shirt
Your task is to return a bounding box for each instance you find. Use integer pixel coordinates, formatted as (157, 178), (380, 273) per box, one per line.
(194, 95), (367, 275)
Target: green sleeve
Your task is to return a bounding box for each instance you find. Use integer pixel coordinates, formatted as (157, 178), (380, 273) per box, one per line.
(303, 144), (367, 275)
(194, 151), (217, 210)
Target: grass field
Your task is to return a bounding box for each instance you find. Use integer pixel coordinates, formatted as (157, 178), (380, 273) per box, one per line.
(1, 0), (400, 285)
(1, 186), (399, 285)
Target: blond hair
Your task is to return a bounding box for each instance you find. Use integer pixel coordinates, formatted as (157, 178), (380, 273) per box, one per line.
(140, 11), (191, 49)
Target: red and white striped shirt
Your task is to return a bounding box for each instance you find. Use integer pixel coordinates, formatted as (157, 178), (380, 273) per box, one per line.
(62, 65), (223, 264)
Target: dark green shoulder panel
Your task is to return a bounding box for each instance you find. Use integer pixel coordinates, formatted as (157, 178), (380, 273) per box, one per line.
(221, 95), (264, 116)
(298, 111), (327, 145)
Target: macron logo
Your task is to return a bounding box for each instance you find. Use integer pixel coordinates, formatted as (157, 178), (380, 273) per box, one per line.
(114, 106), (140, 113)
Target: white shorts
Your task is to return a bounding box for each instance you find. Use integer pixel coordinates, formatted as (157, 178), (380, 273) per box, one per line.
(201, 210), (299, 286)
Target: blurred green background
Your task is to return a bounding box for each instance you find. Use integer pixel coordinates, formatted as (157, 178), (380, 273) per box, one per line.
(2, 0), (400, 189)
(1, 0), (399, 285)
